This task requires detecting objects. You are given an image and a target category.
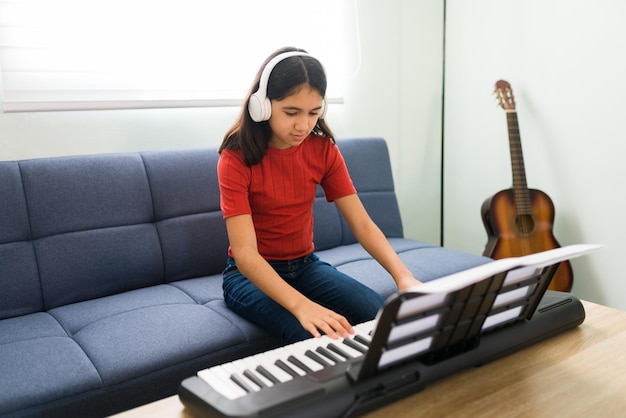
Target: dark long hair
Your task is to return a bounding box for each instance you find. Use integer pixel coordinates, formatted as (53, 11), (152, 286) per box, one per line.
(219, 47), (335, 166)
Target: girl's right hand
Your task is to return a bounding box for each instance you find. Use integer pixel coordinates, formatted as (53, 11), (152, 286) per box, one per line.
(293, 301), (355, 340)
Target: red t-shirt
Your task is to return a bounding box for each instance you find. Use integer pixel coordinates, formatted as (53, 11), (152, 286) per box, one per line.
(218, 135), (356, 260)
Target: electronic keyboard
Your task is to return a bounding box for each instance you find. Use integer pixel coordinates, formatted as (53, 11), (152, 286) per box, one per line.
(179, 245), (601, 418)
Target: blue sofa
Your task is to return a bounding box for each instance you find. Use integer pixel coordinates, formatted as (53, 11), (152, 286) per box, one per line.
(0, 137), (490, 417)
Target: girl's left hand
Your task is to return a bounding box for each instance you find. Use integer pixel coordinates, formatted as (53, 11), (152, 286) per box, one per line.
(396, 275), (422, 292)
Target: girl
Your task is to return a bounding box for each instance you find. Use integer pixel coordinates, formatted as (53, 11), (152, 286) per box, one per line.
(218, 46), (421, 343)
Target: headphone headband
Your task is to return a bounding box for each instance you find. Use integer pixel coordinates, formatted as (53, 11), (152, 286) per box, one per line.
(248, 51), (327, 122)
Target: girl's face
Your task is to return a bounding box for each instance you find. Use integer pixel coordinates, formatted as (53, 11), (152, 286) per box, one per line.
(267, 85), (324, 149)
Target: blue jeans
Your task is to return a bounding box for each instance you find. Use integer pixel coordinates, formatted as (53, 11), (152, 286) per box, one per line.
(222, 253), (385, 343)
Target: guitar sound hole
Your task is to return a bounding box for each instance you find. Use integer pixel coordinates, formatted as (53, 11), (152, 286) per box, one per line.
(515, 215), (535, 234)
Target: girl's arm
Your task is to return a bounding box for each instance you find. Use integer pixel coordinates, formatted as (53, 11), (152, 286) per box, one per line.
(334, 194), (423, 291)
(225, 214), (354, 339)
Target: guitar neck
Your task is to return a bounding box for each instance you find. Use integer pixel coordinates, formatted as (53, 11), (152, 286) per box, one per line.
(506, 110), (531, 215)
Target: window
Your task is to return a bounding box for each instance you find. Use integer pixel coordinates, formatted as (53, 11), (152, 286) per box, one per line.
(0, 0), (359, 112)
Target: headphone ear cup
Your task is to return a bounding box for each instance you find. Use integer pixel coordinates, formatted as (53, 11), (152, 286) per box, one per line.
(248, 92), (271, 122)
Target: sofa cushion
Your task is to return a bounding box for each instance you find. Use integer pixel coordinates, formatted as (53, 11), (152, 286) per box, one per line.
(0, 313), (102, 416)
(47, 282), (277, 387)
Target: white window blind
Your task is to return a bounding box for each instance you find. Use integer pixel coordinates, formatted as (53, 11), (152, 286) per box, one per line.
(0, 0), (359, 112)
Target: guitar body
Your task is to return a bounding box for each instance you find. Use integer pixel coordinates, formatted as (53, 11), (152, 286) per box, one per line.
(481, 188), (573, 292)
(482, 79), (573, 292)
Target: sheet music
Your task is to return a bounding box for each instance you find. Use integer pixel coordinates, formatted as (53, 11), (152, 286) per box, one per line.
(401, 244), (604, 295)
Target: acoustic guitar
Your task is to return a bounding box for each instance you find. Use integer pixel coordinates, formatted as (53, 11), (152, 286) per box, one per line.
(480, 80), (573, 292)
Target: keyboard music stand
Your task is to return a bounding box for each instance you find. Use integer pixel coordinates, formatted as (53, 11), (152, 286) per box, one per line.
(348, 244), (602, 382)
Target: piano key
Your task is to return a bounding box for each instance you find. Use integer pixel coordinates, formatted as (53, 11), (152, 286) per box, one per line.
(240, 357), (275, 387)
(275, 359), (302, 377)
(354, 334), (371, 347)
(305, 349), (333, 367)
(310, 345), (337, 365)
(313, 335), (343, 358)
(343, 337), (368, 354)
(288, 355), (315, 374)
(221, 362), (261, 393)
(251, 353), (293, 383)
(230, 359), (266, 391)
(197, 367), (246, 400)
(255, 365), (280, 384)
(316, 346), (343, 363)
(243, 369), (269, 389)
(327, 342), (359, 359)
(259, 347), (307, 378)
(265, 347), (307, 376)
(230, 373), (257, 393)
(284, 344), (324, 372)
(355, 320), (375, 336)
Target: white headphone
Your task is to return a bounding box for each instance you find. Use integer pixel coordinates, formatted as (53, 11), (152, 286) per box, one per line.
(248, 51), (328, 122)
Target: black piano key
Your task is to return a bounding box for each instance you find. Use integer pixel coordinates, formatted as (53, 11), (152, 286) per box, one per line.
(316, 346), (343, 363)
(288, 355), (314, 374)
(305, 350), (332, 367)
(354, 334), (371, 347)
(327, 343), (353, 360)
(275, 359), (300, 378)
(230, 373), (257, 393)
(256, 365), (281, 384)
(243, 369), (269, 389)
(343, 338), (368, 354)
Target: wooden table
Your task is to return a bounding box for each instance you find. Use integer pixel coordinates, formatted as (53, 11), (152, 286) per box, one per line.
(112, 300), (626, 417)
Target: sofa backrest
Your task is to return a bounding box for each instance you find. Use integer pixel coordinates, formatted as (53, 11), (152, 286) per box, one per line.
(0, 137), (403, 319)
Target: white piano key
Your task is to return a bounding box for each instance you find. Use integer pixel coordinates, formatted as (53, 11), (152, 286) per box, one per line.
(198, 367), (246, 400)
(317, 335), (347, 358)
(355, 322), (374, 341)
(360, 319), (376, 332)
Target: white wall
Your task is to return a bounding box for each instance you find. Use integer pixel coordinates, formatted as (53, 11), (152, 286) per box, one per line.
(0, 1), (444, 243)
(444, 0), (626, 310)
